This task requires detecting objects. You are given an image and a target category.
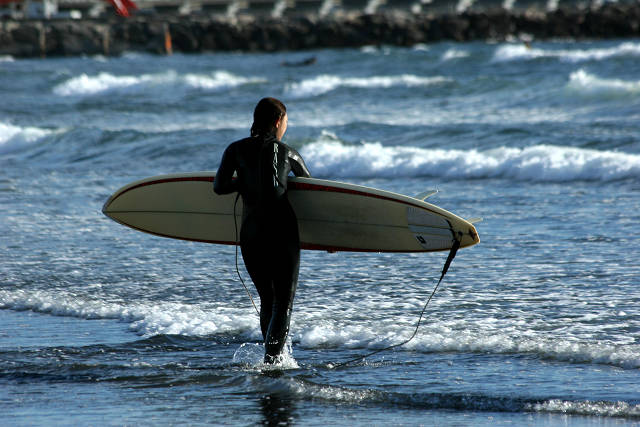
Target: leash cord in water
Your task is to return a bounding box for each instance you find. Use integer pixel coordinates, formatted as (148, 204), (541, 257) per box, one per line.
(233, 193), (260, 316)
(331, 235), (461, 369)
(230, 189), (463, 364)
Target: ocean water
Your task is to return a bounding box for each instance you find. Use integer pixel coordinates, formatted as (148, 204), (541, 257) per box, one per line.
(1, 39), (640, 426)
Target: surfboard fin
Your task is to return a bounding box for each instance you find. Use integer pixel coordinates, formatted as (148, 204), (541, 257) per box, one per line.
(467, 217), (483, 224)
(414, 190), (438, 201)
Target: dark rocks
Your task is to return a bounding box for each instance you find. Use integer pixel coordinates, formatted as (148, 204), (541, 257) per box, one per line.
(47, 21), (107, 56)
(1, 22), (42, 57)
(1, 3), (639, 58)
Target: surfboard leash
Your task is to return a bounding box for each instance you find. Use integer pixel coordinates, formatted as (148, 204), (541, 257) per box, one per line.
(230, 192), (463, 365)
(233, 193), (260, 316)
(330, 231), (462, 369)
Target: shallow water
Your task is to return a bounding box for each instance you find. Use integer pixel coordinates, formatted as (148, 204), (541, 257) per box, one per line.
(1, 40), (640, 425)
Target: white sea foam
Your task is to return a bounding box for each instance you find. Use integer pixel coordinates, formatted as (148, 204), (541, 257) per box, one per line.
(0, 55), (14, 62)
(402, 328), (640, 369)
(183, 70), (267, 90)
(360, 45), (393, 55)
(292, 319), (640, 369)
(285, 74), (451, 98)
(441, 48), (470, 61)
(412, 44), (430, 52)
(53, 70), (266, 96)
(301, 141), (640, 182)
(0, 289), (258, 338)
(529, 399), (640, 417)
(566, 69), (640, 98)
(2, 289), (638, 369)
(54, 72), (142, 96)
(294, 318), (640, 369)
(493, 41), (640, 63)
(0, 122), (53, 153)
(232, 341), (299, 370)
(360, 45), (380, 54)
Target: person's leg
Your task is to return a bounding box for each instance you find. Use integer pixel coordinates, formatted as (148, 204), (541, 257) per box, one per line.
(240, 226), (272, 341)
(263, 231), (300, 363)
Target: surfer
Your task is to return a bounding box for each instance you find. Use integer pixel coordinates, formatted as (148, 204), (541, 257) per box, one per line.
(214, 97), (311, 364)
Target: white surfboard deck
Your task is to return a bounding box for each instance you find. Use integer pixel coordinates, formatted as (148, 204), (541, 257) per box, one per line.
(102, 172), (480, 253)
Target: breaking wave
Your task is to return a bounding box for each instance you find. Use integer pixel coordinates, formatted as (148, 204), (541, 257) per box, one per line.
(301, 140), (640, 182)
(2, 289), (639, 370)
(441, 48), (470, 61)
(0, 122), (54, 154)
(566, 69), (640, 98)
(285, 74), (452, 98)
(0, 289), (258, 338)
(53, 70), (266, 96)
(493, 41), (640, 63)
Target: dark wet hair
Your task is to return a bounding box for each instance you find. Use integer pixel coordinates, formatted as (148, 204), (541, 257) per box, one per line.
(250, 97), (286, 138)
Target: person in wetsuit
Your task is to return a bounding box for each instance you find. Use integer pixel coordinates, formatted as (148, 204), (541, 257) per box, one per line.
(213, 97), (311, 364)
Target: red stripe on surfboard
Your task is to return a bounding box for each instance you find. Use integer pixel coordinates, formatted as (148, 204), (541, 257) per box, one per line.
(106, 175), (445, 226)
(111, 176), (428, 212)
(110, 176), (214, 204)
(288, 181), (442, 215)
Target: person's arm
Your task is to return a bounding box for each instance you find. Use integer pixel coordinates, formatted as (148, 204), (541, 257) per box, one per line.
(213, 145), (239, 195)
(288, 147), (311, 178)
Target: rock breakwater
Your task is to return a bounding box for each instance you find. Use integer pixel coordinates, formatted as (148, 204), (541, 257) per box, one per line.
(1, 4), (639, 58)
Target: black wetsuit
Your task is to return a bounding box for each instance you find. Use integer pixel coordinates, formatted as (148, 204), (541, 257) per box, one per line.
(213, 135), (311, 363)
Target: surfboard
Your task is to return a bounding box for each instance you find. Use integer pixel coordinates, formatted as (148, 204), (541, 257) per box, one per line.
(102, 172), (479, 252)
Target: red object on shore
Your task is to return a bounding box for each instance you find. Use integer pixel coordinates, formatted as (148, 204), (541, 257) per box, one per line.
(106, 0), (138, 17)
(0, 0), (22, 4)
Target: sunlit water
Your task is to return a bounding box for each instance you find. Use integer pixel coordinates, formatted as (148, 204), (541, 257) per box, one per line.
(1, 40), (639, 425)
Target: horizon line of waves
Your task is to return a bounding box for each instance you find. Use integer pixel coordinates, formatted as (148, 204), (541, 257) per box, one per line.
(301, 141), (640, 182)
(284, 74), (453, 98)
(259, 376), (640, 418)
(566, 68), (640, 98)
(0, 289), (259, 339)
(52, 69), (267, 97)
(492, 41), (640, 63)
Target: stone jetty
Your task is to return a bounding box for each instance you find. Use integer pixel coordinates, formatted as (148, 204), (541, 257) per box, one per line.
(1, 2), (639, 58)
